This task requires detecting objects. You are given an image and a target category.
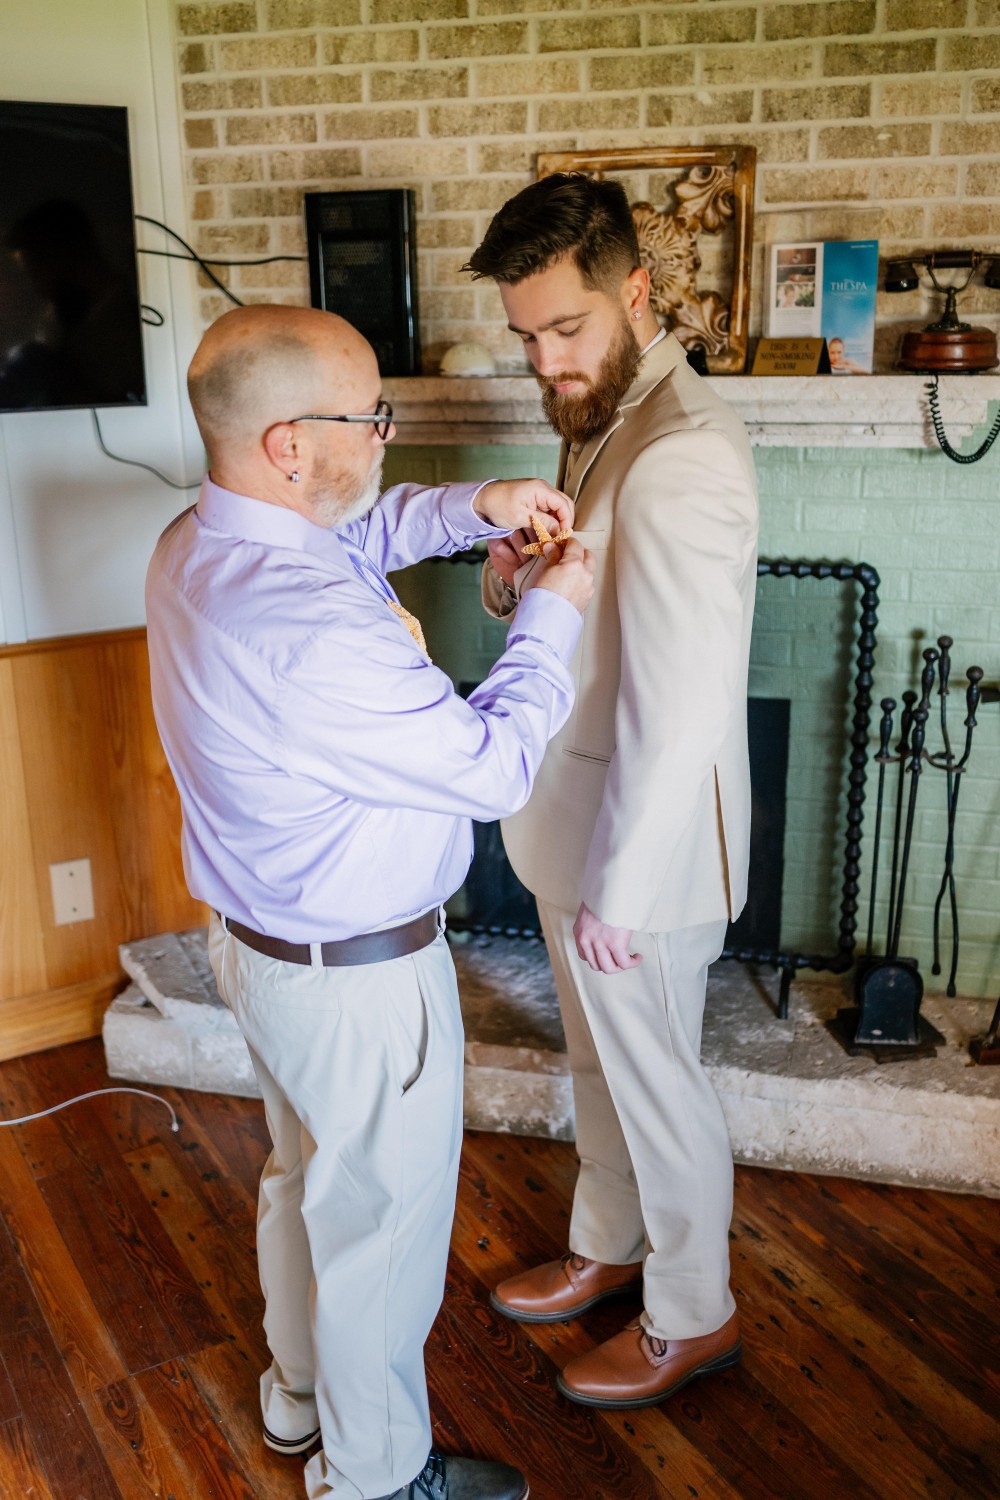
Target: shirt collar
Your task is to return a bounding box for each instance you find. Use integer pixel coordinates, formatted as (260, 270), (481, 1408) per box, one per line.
(196, 475), (339, 557)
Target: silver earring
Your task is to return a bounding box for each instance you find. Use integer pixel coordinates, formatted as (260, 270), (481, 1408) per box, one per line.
(290, 470), (300, 483)
(633, 310), (642, 320)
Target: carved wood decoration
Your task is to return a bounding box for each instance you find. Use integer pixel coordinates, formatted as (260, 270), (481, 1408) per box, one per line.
(536, 146), (756, 374)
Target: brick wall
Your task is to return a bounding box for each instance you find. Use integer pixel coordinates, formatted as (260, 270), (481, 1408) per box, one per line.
(173, 0), (1000, 372)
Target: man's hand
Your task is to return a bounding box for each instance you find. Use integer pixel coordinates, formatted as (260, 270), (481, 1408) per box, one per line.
(487, 529), (530, 590)
(474, 478), (574, 536)
(522, 537), (595, 614)
(573, 901), (642, 975)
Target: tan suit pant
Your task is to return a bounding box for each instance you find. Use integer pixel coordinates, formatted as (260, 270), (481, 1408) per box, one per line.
(537, 901), (736, 1340)
(208, 915), (464, 1500)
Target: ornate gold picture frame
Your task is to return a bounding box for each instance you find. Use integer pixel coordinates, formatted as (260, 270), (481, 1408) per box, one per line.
(536, 145), (757, 375)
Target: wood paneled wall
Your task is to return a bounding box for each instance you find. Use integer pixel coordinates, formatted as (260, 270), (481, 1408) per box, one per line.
(0, 629), (205, 1061)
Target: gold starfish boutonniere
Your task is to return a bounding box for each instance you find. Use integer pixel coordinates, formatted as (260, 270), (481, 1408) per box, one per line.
(521, 513), (574, 558)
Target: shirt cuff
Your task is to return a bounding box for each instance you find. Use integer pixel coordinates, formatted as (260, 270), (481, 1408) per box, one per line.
(505, 586), (582, 665)
(467, 479), (516, 539)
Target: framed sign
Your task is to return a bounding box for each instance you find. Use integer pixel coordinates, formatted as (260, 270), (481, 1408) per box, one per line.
(536, 145), (756, 374)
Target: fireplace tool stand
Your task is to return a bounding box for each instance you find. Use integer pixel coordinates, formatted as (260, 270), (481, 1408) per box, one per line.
(831, 638), (984, 1061)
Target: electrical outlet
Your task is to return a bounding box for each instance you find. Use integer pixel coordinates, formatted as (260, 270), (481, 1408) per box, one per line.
(49, 859), (95, 926)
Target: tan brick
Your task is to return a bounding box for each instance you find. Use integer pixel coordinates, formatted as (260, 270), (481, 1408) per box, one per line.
(196, 262), (232, 291)
(880, 79), (962, 114)
(762, 84), (870, 121)
(763, 2), (875, 40)
(592, 54), (695, 90)
(426, 21), (528, 59)
(971, 162), (1000, 195)
(931, 202), (1000, 236)
(182, 77), (263, 110)
(177, 3), (257, 36)
(191, 188), (223, 219)
(420, 289), (476, 320)
(944, 34), (1000, 69)
(976, 0), (1000, 20)
(429, 101), (527, 136)
(537, 96), (640, 133)
(368, 142), (468, 176)
(198, 223), (271, 254)
(416, 216), (475, 248)
(431, 176), (525, 213)
(219, 36), (316, 71)
(818, 123), (932, 159)
(649, 6), (756, 46)
(871, 163), (957, 197)
(647, 90), (754, 128)
(265, 1), (361, 26)
(323, 29), (419, 64)
(476, 58), (581, 96)
(702, 44), (813, 85)
(477, 0), (573, 11)
(268, 147), (361, 180)
(238, 261), (310, 288)
(940, 121), (1000, 154)
(371, 0), (467, 20)
(185, 117), (218, 149)
(191, 152), (264, 184)
(225, 114), (317, 145)
(324, 106), (419, 140)
(267, 73), (362, 105)
(824, 39), (937, 75)
(279, 225), (308, 257)
(701, 126), (810, 164)
(370, 66), (468, 102)
(972, 77), (1000, 111)
(230, 185), (306, 216)
(539, 15), (641, 52)
(179, 42), (211, 73)
(763, 165), (872, 202)
(885, 0), (967, 27)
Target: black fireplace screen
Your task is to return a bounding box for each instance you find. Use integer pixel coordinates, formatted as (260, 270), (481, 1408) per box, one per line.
(436, 556), (879, 1019)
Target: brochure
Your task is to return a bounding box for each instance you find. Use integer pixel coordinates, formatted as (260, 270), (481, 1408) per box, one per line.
(765, 239), (879, 373)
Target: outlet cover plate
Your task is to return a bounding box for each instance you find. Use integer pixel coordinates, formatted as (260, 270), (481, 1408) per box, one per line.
(50, 859), (95, 926)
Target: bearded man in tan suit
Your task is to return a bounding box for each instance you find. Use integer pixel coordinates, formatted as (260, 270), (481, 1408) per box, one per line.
(466, 174), (759, 1409)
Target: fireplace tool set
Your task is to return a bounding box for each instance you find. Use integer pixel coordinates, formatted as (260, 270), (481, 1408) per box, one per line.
(833, 636), (985, 1060)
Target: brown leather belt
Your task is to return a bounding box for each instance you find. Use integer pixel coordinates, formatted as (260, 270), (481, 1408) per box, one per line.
(221, 910), (438, 967)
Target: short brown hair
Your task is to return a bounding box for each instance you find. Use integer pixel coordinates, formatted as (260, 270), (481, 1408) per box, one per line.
(464, 172), (640, 292)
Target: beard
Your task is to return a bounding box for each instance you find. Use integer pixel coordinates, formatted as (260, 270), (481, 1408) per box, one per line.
(538, 312), (643, 446)
(311, 450), (383, 529)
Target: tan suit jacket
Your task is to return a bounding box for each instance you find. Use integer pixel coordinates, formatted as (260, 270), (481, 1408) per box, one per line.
(488, 332), (759, 933)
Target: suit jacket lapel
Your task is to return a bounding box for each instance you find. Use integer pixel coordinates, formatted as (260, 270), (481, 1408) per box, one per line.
(569, 332), (688, 503)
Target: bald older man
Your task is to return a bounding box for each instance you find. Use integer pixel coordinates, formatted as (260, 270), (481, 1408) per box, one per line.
(145, 305), (594, 1500)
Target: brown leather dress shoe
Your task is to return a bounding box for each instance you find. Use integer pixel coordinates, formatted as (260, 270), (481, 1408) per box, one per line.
(491, 1253), (643, 1324)
(556, 1312), (741, 1408)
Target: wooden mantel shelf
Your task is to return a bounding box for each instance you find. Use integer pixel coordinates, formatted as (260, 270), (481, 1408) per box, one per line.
(382, 373), (1000, 449)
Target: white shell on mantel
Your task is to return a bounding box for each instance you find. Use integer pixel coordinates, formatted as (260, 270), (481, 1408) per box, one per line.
(438, 342), (497, 377)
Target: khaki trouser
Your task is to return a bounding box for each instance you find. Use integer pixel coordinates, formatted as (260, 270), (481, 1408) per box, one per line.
(537, 902), (735, 1340)
(208, 915), (464, 1500)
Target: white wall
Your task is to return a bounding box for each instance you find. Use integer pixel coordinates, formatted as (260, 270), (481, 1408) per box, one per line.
(0, 0), (203, 642)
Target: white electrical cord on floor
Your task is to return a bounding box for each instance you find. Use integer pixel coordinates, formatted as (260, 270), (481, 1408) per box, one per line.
(0, 1087), (180, 1132)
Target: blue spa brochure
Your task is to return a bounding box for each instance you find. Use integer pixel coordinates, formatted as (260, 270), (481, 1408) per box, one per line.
(766, 239), (878, 372)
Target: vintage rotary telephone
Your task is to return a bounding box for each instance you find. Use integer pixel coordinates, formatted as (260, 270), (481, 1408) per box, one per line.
(884, 250), (1000, 463)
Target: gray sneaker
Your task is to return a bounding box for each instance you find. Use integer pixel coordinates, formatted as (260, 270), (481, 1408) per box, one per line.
(378, 1450), (529, 1500)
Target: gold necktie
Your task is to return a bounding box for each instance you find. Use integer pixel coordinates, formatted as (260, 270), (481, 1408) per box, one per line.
(388, 600), (430, 659)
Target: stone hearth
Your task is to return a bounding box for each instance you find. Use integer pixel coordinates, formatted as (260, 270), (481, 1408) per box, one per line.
(105, 929), (999, 1198)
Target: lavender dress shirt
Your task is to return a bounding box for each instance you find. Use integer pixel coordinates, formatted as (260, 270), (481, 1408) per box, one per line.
(145, 476), (581, 943)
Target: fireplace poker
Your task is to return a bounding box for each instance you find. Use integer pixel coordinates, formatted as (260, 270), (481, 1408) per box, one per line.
(885, 688), (918, 950)
(934, 666), (984, 995)
(865, 697), (896, 960)
(889, 706), (928, 962)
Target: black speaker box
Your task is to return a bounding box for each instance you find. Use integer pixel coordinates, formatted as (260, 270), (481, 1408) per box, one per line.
(304, 188), (420, 376)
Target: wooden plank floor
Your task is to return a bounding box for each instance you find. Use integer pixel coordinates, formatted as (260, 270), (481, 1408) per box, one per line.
(0, 1038), (996, 1500)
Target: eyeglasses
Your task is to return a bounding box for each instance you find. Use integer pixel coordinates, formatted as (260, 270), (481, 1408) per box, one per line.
(287, 399), (393, 441)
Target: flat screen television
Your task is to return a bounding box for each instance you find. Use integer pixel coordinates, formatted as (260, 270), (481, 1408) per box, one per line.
(0, 99), (146, 412)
